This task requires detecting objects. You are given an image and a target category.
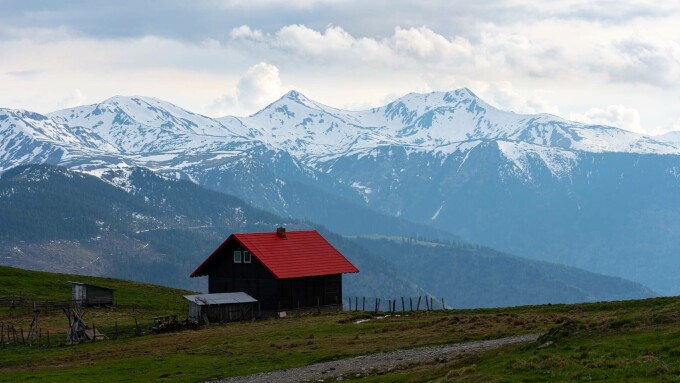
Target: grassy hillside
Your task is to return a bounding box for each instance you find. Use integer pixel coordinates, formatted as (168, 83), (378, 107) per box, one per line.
(0, 265), (192, 352)
(349, 298), (680, 382)
(0, 266), (679, 382)
(0, 265), (190, 309)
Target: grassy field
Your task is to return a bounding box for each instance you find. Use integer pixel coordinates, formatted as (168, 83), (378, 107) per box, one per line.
(345, 298), (680, 382)
(0, 266), (679, 382)
(0, 265), (191, 341)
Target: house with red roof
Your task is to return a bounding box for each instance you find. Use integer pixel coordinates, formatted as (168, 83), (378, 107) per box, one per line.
(190, 228), (359, 312)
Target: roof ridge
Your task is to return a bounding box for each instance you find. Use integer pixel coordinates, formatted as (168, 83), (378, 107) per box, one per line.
(191, 230), (358, 279)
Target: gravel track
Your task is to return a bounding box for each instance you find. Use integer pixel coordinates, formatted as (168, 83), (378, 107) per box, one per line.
(213, 333), (541, 383)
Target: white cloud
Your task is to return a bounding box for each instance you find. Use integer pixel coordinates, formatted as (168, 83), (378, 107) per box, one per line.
(229, 25), (265, 42)
(1, 10), (679, 134)
(215, 0), (344, 10)
(570, 105), (643, 133)
(57, 89), (86, 109)
(237, 62), (285, 109)
(477, 82), (559, 115)
(390, 26), (472, 59)
(596, 39), (680, 86)
(228, 24), (473, 66)
(208, 62), (288, 116)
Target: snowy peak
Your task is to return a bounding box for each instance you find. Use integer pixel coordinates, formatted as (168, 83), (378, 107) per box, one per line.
(254, 89), (354, 119)
(2, 88), (680, 177)
(0, 108), (110, 150)
(220, 87), (680, 161)
(48, 95), (246, 155)
(0, 108), (97, 171)
(659, 131), (680, 143)
(281, 90), (310, 104)
(50, 95), (230, 135)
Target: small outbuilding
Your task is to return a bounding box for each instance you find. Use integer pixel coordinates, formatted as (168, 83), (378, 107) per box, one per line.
(70, 282), (114, 306)
(184, 292), (257, 324)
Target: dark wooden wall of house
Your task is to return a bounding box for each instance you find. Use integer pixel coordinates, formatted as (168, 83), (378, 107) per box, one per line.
(206, 240), (343, 311)
(277, 274), (342, 310)
(207, 241), (279, 310)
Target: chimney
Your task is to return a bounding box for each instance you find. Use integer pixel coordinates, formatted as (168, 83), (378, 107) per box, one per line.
(276, 227), (287, 238)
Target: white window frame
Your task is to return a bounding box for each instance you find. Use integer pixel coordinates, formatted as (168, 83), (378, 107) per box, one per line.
(243, 250), (252, 264)
(233, 250), (242, 263)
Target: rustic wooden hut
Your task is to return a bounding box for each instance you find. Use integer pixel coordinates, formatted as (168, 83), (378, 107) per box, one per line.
(190, 228), (359, 313)
(184, 292), (257, 324)
(70, 282), (114, 306)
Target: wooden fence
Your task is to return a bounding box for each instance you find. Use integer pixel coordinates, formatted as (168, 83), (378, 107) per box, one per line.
(343, 296), (448, 313)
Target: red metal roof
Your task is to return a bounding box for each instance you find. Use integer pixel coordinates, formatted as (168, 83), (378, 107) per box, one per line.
(190, 230), (359, 279)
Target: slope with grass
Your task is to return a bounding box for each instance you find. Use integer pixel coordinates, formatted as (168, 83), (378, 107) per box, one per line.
(0, 266), (679, 383)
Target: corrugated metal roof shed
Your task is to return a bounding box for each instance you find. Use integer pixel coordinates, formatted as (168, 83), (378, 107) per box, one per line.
(184, 292), (258, 306)
(69, 281), (114, 291)
(190, 230), (359, 279)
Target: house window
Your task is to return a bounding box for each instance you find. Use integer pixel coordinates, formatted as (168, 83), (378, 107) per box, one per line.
(234, 250), (242, 263)
(243, 251), (252, 263)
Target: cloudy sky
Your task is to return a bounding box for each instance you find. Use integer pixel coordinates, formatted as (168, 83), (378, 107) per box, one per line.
(1, 0), (678, 135)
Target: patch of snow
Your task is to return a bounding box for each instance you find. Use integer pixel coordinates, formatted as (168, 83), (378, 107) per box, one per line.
(431, 204), (444, 221)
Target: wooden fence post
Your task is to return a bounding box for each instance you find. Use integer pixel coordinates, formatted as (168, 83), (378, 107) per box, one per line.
(134, 316), (140, 336)
(362, 297), (365, 311)
(401, 297), (405, 312)
(416, 296), (421, 311)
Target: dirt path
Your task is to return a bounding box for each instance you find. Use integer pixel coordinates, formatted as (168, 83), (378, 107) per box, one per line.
(213, 333), (541, 383)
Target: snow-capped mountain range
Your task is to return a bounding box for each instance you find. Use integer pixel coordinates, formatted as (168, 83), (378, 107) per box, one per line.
(2, 88), (680, 295)
(224, 88), (680, 160)
(2, 88), (678, 175)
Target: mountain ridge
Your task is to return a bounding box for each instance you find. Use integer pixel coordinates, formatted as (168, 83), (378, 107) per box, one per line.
(1, 89), (680, 294)
(1, 88), (678, 177)
(0, 164), (655, 307)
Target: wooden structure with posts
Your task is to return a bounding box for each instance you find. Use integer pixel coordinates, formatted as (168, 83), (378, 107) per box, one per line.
(344, 295), (448, 313)
(70, 282), (114, 306)
(63, 303), (106, 344)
